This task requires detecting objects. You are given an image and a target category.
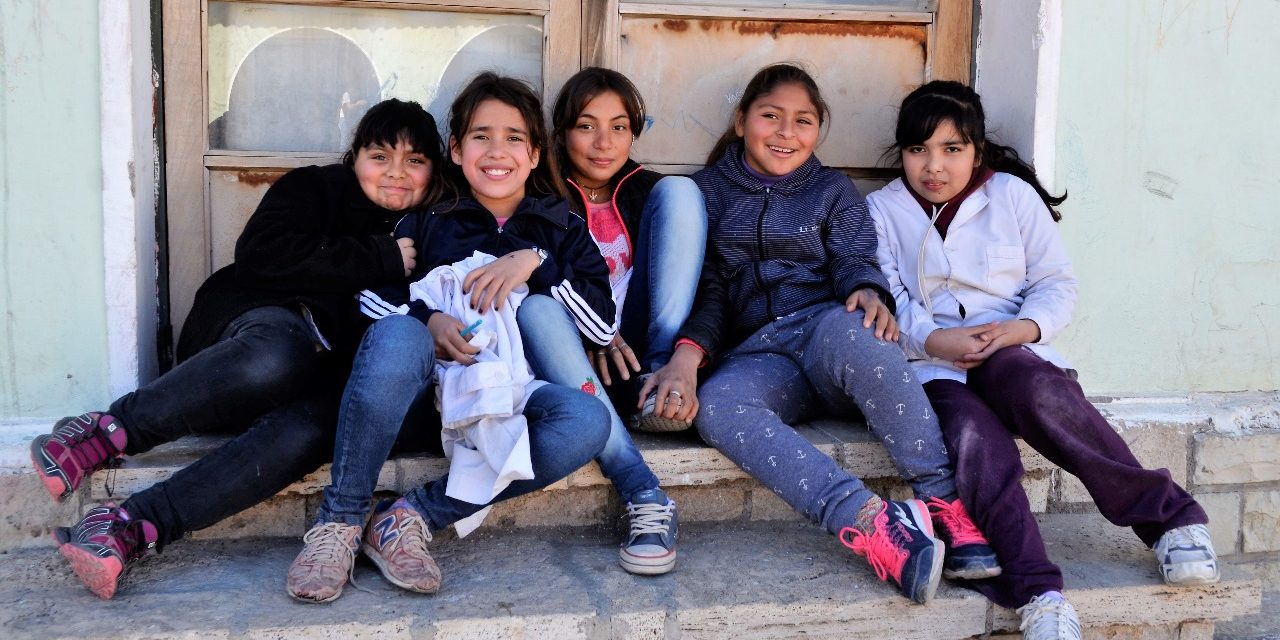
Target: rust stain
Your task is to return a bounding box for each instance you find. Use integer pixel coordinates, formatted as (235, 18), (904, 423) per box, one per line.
(670, 20), (924, 43)
(234, 170), (285, 187)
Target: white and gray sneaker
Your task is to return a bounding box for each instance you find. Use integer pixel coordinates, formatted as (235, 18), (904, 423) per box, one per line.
(619, 488), (677, 575)
(1017, 593), (1082, 640)
(630, 374), (693, 433)
(1154, 523), (1220, 585)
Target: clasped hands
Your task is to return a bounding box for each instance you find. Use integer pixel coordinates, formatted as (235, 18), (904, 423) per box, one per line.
(924, 319), (1041, 370)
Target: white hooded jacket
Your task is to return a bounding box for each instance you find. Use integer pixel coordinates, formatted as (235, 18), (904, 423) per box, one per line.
(868, 173), (1078, 384)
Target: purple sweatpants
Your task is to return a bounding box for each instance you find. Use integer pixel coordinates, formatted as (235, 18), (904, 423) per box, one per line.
(923, 346), (1207, 609)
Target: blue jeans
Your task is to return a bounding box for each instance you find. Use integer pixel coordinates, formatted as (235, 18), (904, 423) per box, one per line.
(318, 315), (435, 525)
(517, 295), (658, 500)
(405, 383), (609, 531)
(516, 176), (705, 500)
(317, 314), (611, 527)
(617, 176), (708, 371)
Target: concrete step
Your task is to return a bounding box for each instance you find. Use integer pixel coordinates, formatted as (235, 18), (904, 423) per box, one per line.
(0, 514), (1259, 640)
(2, 418), (1059, 549)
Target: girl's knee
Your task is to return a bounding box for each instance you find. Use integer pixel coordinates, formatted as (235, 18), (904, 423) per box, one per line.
(234, 339), (318, 395)
(650, 177), (708, 228)
(539, 384), (610, 450)
(517, 293), (559, 317)
(515, 294), (570, 332)
(358, 315), (435, 372)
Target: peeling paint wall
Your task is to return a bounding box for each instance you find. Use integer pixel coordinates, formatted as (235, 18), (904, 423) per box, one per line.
(1053, 0), (1280, 393)
(0, 1), (110, 416)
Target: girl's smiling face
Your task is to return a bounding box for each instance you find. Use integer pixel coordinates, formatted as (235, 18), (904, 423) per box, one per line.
(352, 139), (432, 211)
(566, 90), (633, 187)
(734, 82), (821, 177)
(901, 119), (980, 204)
(450, 98), (540, 217)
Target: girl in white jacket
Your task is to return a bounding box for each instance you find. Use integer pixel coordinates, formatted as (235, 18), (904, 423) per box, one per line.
(868, 81), (1218, 640)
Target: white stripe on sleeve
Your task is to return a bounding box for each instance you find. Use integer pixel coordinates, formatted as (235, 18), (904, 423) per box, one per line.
(550, 279), (616, 346)
(357, 289), (409, 320)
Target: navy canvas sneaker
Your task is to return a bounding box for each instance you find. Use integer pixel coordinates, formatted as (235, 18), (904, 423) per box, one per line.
(619, 488), (678, 575)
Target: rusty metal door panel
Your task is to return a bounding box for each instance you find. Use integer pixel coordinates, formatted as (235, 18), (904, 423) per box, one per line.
(619, 18), (926, 170)
(207, 169), (287, 272)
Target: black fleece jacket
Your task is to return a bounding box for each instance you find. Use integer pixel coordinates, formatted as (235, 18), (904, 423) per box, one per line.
(176, 164), (408, 361)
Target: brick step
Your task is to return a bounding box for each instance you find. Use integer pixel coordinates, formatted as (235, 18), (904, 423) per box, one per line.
(4, 419), (1059, 546)
(0, 514), (1258, 640)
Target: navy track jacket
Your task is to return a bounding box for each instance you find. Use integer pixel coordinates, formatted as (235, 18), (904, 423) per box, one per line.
(358, 195), (617, 346)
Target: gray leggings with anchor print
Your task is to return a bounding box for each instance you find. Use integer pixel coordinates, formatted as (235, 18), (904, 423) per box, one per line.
(695, 301), (957, 536)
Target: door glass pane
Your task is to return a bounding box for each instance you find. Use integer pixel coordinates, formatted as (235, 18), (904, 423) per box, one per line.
(208, 2), (543, 153)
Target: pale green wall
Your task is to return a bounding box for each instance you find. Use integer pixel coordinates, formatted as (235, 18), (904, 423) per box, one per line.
(1054, 1), (1279, 395)
(0, 2), (110, 417)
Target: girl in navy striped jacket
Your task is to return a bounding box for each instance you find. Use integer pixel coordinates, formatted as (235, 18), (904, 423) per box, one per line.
(643, 63), (997, 605)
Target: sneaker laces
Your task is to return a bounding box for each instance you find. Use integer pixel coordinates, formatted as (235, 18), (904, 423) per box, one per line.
(839, 524), (908, 582)
(52, 414), (125, 476)
(927, 497), (988, 546)
(626, 501), (674, 537)
(1017, 594), (1081, 639)
(299, 522), (370, 593)
(1160, 524), (1209, 553)
(379, 513), (433, 556)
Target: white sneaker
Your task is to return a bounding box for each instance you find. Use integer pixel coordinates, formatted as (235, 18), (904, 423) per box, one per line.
(1154, 523), (1220, 585)
(1017, 593), (1082, 640)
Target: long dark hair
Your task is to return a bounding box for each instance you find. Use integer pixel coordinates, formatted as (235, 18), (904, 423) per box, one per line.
(341, 98), (446, 207)
(445, 72), (563, 201)
(890, 80), (1066, 221)
(550, 67), (647, 187)
(706, 63), (830, 167)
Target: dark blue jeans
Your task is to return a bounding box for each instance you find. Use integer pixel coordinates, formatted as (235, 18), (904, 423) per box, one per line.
(315, 314), (613, 530)
(116, 306), (338, 549)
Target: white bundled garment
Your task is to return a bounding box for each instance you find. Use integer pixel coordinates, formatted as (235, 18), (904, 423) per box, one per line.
(409, 251), (546, 537)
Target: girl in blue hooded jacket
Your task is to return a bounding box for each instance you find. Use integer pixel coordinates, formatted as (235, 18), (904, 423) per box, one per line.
(644, 63), (998, 605)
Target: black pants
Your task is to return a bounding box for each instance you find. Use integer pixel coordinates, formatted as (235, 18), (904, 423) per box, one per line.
(113, 306), (342, 550)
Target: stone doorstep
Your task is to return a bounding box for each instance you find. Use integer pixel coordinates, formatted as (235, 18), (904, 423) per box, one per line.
(72, 418), (1056, 501)
(0, 514), (1259, 640)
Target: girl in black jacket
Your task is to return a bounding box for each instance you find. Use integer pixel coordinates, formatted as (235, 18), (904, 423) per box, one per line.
(518, 68), (698, 578)
(36, 99), (444, 599)
(287, 74), (613, 603)
(530, 67), (707, 435)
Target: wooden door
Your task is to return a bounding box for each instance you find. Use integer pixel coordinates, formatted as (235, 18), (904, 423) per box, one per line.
(159, 0), (969, 358)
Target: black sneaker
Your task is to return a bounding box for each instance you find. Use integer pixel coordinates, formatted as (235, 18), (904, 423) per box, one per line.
(839, 499), (944, 604)
(927, 497), (1002, 580)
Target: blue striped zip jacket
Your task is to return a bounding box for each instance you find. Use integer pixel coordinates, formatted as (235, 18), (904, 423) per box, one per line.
(677, 143), (892, 360)
(359, 194), (617, 346)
